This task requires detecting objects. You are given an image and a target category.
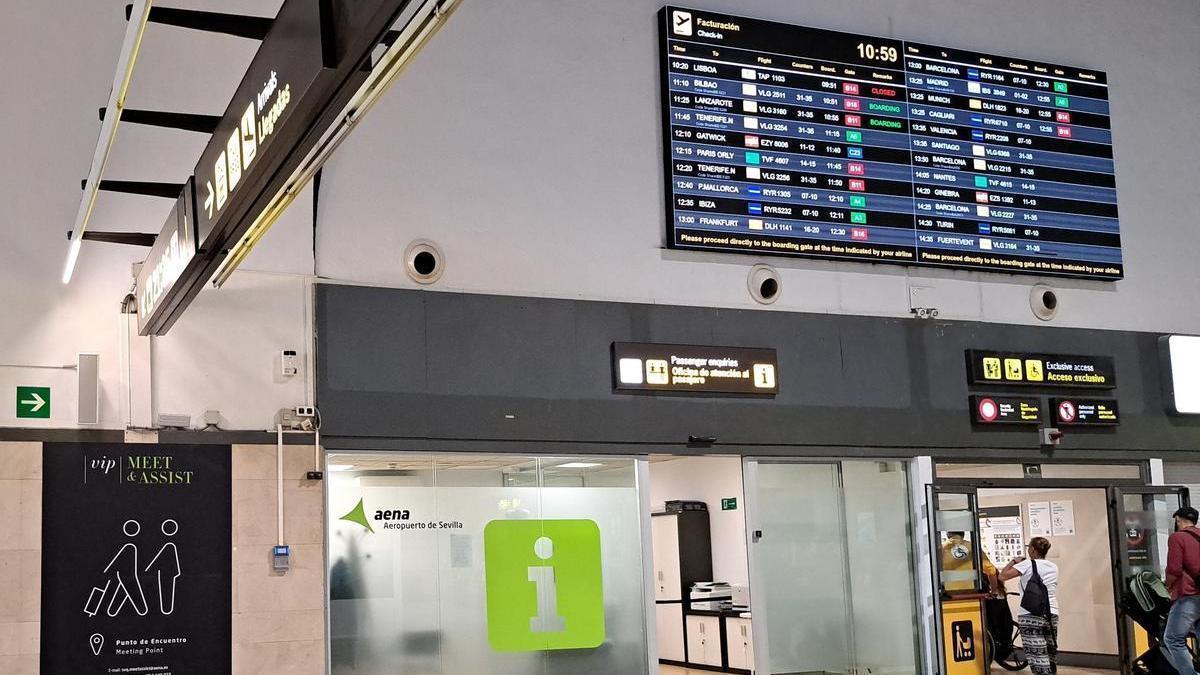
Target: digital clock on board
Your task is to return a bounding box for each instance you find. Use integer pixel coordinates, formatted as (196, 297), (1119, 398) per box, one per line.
(856, 42), (899, 62)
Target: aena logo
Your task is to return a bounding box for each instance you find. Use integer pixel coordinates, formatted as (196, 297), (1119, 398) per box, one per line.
(338, 498), (410, 534)
(483, 519), (605, 652)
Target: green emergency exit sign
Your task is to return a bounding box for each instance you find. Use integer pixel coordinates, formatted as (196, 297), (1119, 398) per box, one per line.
(16, 386), (50, 419)
(721, 498), (737, 511)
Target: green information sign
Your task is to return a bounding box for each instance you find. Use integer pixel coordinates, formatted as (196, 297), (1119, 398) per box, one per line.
(722, 497), (737, 511)
(16, 386), (50, 419)
(483, 519), (605, 652)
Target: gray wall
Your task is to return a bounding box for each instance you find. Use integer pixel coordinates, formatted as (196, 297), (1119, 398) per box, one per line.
(315, 284), (1200, 454)
(314, 0), (1200, 333)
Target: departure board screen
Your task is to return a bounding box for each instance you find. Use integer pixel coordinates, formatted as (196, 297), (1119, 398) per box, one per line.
(660, 7), (1121, 280)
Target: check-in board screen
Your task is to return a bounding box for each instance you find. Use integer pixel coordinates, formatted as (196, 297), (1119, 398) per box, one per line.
(661, 7), (1121, 279)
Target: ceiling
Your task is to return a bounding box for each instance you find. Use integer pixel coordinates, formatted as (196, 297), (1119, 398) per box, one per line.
(0, 1), (294, 311)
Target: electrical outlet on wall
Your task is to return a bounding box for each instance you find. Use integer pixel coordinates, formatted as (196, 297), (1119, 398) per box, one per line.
(280, 349), (298, 377)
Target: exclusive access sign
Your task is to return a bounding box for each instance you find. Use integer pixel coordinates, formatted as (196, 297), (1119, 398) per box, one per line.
(966, 350), (1116, 389)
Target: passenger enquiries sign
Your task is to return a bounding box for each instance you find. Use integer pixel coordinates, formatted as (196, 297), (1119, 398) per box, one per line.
(612, 342), (779, 395)
(41, 443), (232, 674)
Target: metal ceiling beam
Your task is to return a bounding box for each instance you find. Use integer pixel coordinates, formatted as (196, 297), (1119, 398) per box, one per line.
(125, 4), (274, 39)
(99, 107), (221, 133)
(82, 179), (185, 199)
(69, 231), (158, 247)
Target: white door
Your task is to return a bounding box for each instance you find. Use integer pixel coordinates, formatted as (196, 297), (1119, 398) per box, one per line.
(685, 615), (722, 666)
(655, 603), (685, 662)
(651, 514), (681, 600)
(726, 617), (754, 670)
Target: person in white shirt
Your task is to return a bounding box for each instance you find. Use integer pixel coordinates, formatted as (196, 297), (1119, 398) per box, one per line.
(999, 537), (1059, 675)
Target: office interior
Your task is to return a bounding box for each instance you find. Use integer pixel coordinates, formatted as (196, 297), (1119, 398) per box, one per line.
(649, 455), (752, 674)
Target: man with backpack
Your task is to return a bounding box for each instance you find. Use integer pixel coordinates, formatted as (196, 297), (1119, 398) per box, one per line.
(1163, 506), (1200, 675)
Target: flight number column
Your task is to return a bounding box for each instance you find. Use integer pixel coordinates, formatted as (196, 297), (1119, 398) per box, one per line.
(664, 42), (919, 263)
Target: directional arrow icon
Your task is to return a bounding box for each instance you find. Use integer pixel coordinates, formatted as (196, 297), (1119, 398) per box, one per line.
(205, 180), (215, 218)
(21, 392), (45, 412)
(15, 386), (50, 419)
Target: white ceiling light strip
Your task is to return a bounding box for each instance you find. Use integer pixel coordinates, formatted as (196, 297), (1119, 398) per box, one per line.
(62, 0), (154, 284)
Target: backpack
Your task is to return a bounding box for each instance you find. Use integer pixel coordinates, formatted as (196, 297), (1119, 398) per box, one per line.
(1021, 559), (1053, 618)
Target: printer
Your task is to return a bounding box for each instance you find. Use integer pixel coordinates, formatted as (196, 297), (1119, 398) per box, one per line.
(690, 582), (733, 611)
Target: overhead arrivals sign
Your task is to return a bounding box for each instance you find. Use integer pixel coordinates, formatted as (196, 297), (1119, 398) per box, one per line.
(135, 180), (197, 335)
(612, 342), (779, 395)
(190, 0), (331, 246)
(135, 0), (449, 335)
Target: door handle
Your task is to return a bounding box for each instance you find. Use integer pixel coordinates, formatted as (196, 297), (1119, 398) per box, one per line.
(753, 529), (763, 542)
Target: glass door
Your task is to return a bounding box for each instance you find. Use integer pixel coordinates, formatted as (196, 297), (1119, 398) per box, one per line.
(927, 486), (987, 675)
(745, 459), (921, 675)
(1109, 486), (1191, 675)
(928, 487), (984, 598)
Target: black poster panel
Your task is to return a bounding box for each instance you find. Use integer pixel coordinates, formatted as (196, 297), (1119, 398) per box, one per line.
(41, 443), (232, 674)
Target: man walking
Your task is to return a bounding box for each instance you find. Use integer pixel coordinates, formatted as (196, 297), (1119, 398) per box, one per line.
(1163, 506), (1200, 675)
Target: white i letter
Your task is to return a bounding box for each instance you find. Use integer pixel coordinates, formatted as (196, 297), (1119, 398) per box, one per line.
(528, 536), (566, 633)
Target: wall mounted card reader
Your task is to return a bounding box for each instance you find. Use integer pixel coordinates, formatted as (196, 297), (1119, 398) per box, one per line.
(272, 545), (291, 572)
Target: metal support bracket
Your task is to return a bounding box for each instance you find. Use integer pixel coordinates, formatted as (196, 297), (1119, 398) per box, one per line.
(82, 179), (184, 199)
(67, 231), (158, 247)
(100, 107), (221, 134)
(126, 4), (273, 39)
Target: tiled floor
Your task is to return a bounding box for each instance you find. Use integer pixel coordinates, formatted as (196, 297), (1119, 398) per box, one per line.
(1011, 669), (1116, 675)
(657, 665), (733, 675)
(663, 664), (1116, 675)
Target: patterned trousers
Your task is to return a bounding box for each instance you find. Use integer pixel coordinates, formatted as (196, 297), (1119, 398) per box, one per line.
(1018, 614), (1060, 675)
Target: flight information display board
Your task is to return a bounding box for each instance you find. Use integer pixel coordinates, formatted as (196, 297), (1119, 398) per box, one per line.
(660, 7), (1121, 279)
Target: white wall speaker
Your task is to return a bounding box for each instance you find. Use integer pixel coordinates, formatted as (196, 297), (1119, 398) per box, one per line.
(78, 352), (100, 425)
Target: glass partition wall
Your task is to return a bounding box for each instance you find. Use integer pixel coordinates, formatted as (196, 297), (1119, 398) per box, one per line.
(745, 459), (923, 675)
(326, 453), (650, 675)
